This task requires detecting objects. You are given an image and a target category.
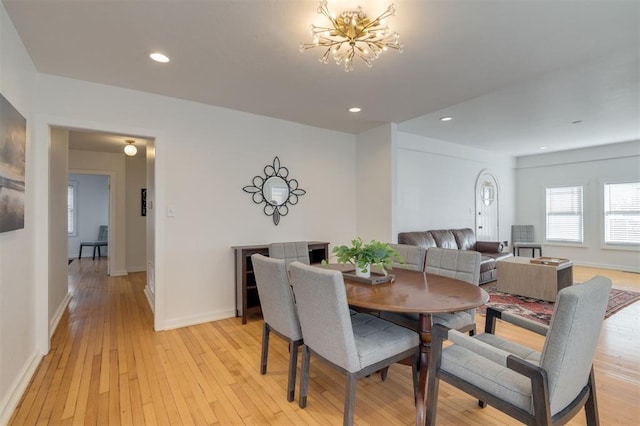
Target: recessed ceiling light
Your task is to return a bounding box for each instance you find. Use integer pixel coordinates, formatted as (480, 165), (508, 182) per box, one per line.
(348, 107), (361, 113)
(440, 116), (453, 122)
(149, 52), (170, 63)
(539, 146), (548, 150)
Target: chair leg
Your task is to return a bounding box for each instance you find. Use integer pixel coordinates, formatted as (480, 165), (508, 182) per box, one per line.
(425, 369), (440, 426)
(379, 366), (389, 381)
(287, 340), (301, 402)
(92, 245), (97, 260)
(260, 323), (270, 375)
(411, 354), (419, 403)
(299, 346), (311, 409)
(97, 245), (102, 258)
(584, 368), (600, 426)
(344, 373), (357, 426)
(78, 245), (83, 260)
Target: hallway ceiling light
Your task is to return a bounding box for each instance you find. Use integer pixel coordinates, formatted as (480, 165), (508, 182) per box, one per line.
(124, 139), (137, 156)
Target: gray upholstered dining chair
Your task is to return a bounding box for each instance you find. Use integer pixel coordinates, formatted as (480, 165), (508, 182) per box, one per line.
(269, 241), (310, 268)
(381, 247), (481, 335)
(388, 243), (426, 271)
(427, 247), (482, 334)
(251, 254), (303, 402)
(288, 261), (419, 426)
(426, 275), (612, 426)
(512, 225), (542, 257)
(78, 225), (108, 260)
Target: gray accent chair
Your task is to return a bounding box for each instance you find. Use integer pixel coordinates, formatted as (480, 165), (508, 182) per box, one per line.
(269, 241), (310, 268)
(428, 247), (482, 334)
(512, 225), (542, 257)
(381, 247), (482, 335)
(388, 243), (427, 271)
(78, 225), (108, 260)
(251, 254), (303, 402)
(288, 262), (419, 426)
(426, 275), (612, 426)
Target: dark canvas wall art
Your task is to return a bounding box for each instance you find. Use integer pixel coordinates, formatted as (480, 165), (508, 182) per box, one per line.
(0, 93), (26, 233)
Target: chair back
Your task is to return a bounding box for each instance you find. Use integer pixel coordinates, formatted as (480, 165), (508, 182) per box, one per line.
(540, 276), (611, 415)
(512, 225), (535, 244)
(389, 243), (426, 271)
(251, 254), (302, 341)
(97, 225), (108, 242)
(425, 247), (481, 285)
(269, 242), (310, 268)
(289, 262), (360, 372)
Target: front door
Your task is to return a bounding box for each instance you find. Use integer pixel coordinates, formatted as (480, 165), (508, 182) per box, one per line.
(475, 170), (499, 241)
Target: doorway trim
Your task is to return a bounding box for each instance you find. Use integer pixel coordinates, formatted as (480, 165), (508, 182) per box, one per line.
(35, 115), (162, 355)
(474, 169), (500, 241)
(69, 170), (116, 276)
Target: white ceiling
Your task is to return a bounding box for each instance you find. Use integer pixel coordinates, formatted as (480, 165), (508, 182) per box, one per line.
(4, 0), (639, 156)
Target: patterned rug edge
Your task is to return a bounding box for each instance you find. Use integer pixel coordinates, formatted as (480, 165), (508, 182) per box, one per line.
(478, 282), (640, 325)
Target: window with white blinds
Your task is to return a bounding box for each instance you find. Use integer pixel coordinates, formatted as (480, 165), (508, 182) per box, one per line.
(546, 185), (583, 243)
(68, 183), (77, 235)
(604, 182), (640, 245)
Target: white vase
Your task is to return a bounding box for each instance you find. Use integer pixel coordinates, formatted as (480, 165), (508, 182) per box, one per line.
(356, 262), (371, 278)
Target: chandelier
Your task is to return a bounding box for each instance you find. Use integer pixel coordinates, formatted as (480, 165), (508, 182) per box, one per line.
(300, 1), (403, 72)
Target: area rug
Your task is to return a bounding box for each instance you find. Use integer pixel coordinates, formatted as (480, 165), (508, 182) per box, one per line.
(478, 282), (640, 325)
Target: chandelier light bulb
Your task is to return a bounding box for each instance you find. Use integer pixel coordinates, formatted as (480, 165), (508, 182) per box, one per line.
(300, 0), (403, 72)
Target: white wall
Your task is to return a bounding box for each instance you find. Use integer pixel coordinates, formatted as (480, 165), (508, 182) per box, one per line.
(355, 124), (395, 243)
(49, 128), (71, 337)
(516, 141), (640, 271)
(145, 140), (156, 311)
(0, 4), (39, 423)
(68, 173), (109, 259)
(395, 132), (517, 245)
(125, 153), (147, 272)
(34, 74), (357, 331)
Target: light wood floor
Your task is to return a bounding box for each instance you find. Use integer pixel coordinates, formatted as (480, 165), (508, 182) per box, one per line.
(9, 260), (640, 425)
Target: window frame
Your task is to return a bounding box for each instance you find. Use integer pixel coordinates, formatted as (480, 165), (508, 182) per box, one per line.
(545, 185), (584, 244)
(603, 181), (640, 248)
(68, 181), (78, 237)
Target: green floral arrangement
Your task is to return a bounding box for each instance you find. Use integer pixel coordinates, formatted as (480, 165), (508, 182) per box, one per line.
(332, 237), (403, 276)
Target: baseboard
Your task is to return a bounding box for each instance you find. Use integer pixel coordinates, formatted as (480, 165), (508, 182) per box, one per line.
(0, 349), (41, 425)
(49, 292), (72, 338)
(161, 309), (236, 331)
(127, 266), (147, 273)
(143, 286), (155, 313)
(108, 269), (128, 277)
(572, 261), (640, 274)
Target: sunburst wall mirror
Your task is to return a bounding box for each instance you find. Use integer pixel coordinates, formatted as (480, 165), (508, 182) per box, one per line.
(242, 156), (306, 225)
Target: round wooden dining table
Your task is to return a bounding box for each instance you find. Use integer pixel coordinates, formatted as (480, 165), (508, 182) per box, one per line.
(340, 267), (489, 426)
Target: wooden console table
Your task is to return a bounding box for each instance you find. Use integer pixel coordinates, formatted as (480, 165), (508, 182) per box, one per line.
(232, 242), (329, 324)
(497, 256), (573, 301)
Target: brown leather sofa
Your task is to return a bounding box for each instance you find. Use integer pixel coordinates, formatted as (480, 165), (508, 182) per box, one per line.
(397, 228), (512, 284)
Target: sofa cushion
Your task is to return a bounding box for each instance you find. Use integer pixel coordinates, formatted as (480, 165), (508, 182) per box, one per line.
(452, 228), (477, 251)
(429, 230), (458, 249)
(476, 241), (504, 253)
(482, 251), (513, 262)
(398, 232), (437, 248)
(480, 256), (497, 274)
